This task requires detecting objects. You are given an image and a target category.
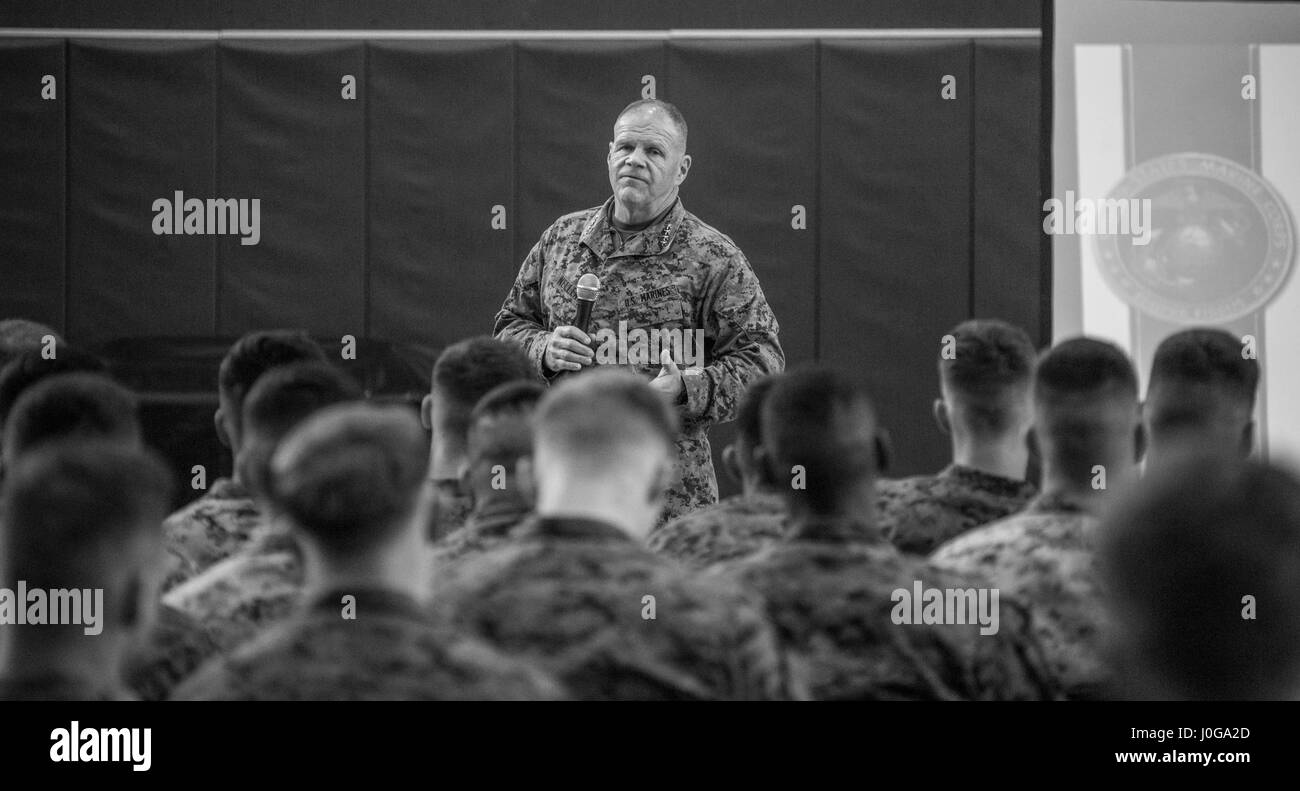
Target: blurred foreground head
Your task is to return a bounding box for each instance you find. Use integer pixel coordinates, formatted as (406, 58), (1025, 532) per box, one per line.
(760, 365), (885, 522)
(216, 330), (327, 454)
(532, 369), (677, 540)
(1101, 454), (1300, 700)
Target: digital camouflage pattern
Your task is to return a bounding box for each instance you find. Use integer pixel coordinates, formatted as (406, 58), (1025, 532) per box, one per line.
(929, 493), (1108, 699)
(646, 490), (790, 569)
(161, 477), (266, 590)
(494, 197), (784, 523)
(122, 602), (223, 701)
(431, 515), (804, 700)
(875, 464), (1036, 555)
(712, 516), (1060, 701)
(423, 478), (473, 542)
(428, 497), (531, 582)
(161, 532), (304, 653)
(172, 587), (565, 701)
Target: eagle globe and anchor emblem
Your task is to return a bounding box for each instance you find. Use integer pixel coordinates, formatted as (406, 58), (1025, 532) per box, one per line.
(1095, 152), (1296, 324)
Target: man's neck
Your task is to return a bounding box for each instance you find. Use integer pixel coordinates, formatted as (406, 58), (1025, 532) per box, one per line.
(303, 534), (428, 605)
(951, 433), (1030, 481)
(429, 444), (466, 482)
(611, 194), (676, 229)
(535, 483), (649, 542)
(0, 632), (125, 686)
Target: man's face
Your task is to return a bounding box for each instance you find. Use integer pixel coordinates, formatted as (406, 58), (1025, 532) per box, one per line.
(607, 108), (690, 219)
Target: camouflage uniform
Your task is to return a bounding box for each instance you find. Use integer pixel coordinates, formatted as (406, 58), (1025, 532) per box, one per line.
(122, 602), (223, 701)
(930, 492), (1107, 699)
(0, 673), (134, 701)
(494, 197), (785, 523)
(711, 516), (1059, 700)
(428, 495), (531, 580)
(423, 478), (473, 542)
(875, 464), (1036, 555)
(431, 515), (803, 700)
(161, 477), (266, 590)
(162, 533), (304, 653)
(172, 587), (565, 700)
(647, 490), (790, 569)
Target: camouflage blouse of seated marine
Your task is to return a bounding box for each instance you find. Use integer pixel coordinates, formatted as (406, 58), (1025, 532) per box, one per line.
(172, 587), (566, 701)
(929, 492), (1109, 699)
(712, 515), (1061, 701)
(875, 464), (1036, 555)
(431, 515), (806, 701)
(161, 477), (267, 591)
(647, 490), (790, 569)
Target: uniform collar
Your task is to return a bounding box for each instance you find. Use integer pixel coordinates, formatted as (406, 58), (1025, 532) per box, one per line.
(580, 196), (685, 261)
(1026, 491), (1092, 516)
(307, 586), (423, 619)
(520, 514), (637, 545)
(787, 514), (884, 545)
(939, 464), (1036, 498)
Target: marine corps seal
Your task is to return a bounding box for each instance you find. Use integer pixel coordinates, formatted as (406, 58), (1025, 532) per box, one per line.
(1095, 152), (1295, 324)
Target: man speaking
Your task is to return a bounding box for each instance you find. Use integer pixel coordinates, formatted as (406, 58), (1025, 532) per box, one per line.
(494, 99), (784, 523)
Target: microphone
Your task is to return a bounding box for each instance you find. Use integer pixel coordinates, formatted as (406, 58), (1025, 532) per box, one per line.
(574, 273), (600, 337)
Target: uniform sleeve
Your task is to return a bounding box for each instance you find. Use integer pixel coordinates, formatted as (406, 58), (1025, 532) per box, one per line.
(681, 248), (785, 424)
(492, 229), (555, 380)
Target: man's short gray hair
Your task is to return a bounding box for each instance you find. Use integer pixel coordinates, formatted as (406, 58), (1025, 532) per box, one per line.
(617, 99), (688, 149)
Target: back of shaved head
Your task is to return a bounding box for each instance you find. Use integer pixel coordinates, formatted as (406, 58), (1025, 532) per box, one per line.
(1146, 328), (1259, 458)
(1033, 338), (1139, 485)
(534, 368), (677, 477)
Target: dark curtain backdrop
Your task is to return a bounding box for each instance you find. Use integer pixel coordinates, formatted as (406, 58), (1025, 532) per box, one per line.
(0, 31), (1043, 488)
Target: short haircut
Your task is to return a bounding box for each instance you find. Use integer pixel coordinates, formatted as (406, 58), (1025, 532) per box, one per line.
(1102, 456), (1300, 700)
(1033, 337), (1138, 480)
(617, 98), (688, 149)
(3, 373), (140, 463)
(534, 369), (677, 472)
(1, 439), (173, 592)
(217, 330), (327, 431)
(734, 375), (779, 450)
(432, 336), (533, 441)
(939, 319), (1036, 434)
(238, 362), (363, 499)
(0, 319), (62, 369)
(466, 381), (546, 475)
(1147, 328), (1259, 434)
(0, 346), (108, 430)
(761, 365), (879, 516)
(270, 403), (429, 555)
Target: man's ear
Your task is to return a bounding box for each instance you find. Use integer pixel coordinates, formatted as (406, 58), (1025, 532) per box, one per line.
(420, 394), (433, 430)
(676, 154), (692, 186)
(1241, 419), (1256, 458)
(647, 458), (675, 506)
(874, 429), (893, 476)
(214, 409), (231, 449)
(515, 455), (537, 504)
(932, 398), (951, 437)
(721, 444), (742, 487)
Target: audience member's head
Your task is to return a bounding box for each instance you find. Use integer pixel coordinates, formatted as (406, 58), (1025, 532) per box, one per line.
(1032, 338), (1141, 500)
(0, 346), (107, 432)
(0, 319), (62, 370)
(760, 365), (884, 522)
(721, 375), (781, 494)
(236, 362), (362, 503)
(936, 319), (1037, 478)
(423, 337), (533, 480)
(463, 380), (546, 509)
(215, 330), (327, 455)
(1101, 455), (1300, 700)
(532, 369), (677, 540)
(270, 404), (429, 591)
(0, 440), (173, 688)
(1145, 328), (1259, 465)
(1, 373), (140, 471)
